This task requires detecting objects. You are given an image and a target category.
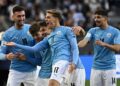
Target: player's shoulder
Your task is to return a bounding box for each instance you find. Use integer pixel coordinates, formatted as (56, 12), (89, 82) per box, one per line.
(61, 26), (72, 29)
(88, 27), (99, 33)
(109, 25), (119, 32)
(4, 26), (15, 35)
(58, 26), (71, 30)
(59, 26), (72, 33)
(90, 27), (99, 30)
(24, 24), (31, 28)
(23, 24), (31, 30)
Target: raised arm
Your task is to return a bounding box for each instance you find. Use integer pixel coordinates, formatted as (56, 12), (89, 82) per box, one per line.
(78, 38), (89, 47)
(78, 28), (94, 47)
(5, 38), (49, 52)
(72, 26), (86, 36)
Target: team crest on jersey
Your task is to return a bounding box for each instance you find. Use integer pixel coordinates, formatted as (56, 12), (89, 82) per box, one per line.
(106, 33), (112, 38)
(56, 31), (61, 35)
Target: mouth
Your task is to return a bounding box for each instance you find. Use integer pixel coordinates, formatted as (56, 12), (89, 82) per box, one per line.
(46, 22), (53, 26)
(42, 33), (48, 37)
(95, 21), (101, 24)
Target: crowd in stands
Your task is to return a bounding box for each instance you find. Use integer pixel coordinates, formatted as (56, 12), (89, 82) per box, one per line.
(0, 0), (120, 54)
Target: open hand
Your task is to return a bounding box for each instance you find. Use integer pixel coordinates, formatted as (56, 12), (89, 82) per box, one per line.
(4, 42), (15, 46)
(72, 26), (85, 36)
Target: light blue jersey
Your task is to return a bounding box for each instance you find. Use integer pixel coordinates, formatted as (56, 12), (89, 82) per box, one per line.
(0, 47), (6, 60)
(14, 26), (84, 68)
(0, 24), (36, 72)
(76, 58), (84, 69)
(26, 48), (52, 78)
(85, 26), (120, 70)
(38, 49), (52, 78)
(0, 47), (10, 70)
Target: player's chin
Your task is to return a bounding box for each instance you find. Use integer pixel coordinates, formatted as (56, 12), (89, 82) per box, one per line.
(18, 21), (24, 25)
(95, 23), (101, 27)
(47, 25), (54, 29)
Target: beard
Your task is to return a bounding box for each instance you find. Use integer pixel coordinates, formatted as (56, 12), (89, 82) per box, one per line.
(16, 21), (24, 28)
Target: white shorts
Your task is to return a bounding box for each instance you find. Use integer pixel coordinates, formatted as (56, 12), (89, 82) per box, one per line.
(35, 77), (49, 86)
(50, 60), (69, 84)
(63, 68), (85, 86)
(90, 69), (116, 86)
(7, 69), (36, 86)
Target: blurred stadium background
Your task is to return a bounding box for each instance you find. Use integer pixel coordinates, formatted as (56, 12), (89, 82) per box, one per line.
(0, 0), (120, 86)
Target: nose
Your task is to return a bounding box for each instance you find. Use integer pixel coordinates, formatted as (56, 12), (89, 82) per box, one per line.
(21, 17), (24, 21)
(19, 15), (25, 21)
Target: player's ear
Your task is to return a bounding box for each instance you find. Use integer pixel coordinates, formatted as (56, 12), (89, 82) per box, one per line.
(9, 10), (14, 21)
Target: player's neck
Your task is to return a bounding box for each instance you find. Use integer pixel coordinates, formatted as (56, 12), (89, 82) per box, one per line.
(52, 22), (60, 30)
(55, 22), (60, 27)
(15, 23), (23, 29)
(101, 22), (109, 29)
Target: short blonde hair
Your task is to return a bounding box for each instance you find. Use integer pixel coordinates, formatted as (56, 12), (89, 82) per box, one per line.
(46, 9), (62, 21)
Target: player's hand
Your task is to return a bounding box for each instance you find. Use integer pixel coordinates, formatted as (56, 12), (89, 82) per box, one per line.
(72, 26), (85, 36)
(4, 42), (15, 46)
(68, 63), (76, 73)
(95, 40), (107, 47)
(6, 53), (16, 60)
(16, 53), (26, 61)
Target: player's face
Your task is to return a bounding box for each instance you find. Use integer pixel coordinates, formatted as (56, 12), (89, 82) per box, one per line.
(13, 11), (25, 27)
(94, 14), (107, 27)
(32, 27), (49, 42)
(39, 26), (49, 38)
(32, 33), (41, 42)
(45, 13), (58, 29)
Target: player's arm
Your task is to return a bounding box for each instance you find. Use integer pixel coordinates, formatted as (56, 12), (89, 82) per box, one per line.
(72, 26), (86, 36)
(5, 38), (49, 52)
(16, 53), (42, 66)
(96, 41), (120, 52)
(78, 28), (94, 47)
(78, 38), (89, 47)
(0, 49), (6, 60)
(0, 33), (16, 60)
(66, 28), (79, 69)
(95, 31), (120, 52)
(0, 52), (16, 60)
(26, 56), (42, 66)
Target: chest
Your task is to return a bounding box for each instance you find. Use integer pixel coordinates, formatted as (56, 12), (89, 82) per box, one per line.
(48, 30), (66, 44)
(93, 30), (114, 43)
(9, 30), (33, 45)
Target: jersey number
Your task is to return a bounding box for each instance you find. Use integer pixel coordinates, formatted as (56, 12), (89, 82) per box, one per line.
(54, 67), (59, 73)
(112, 77), (116, 84)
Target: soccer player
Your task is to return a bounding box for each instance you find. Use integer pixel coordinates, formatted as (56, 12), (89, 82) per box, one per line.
(63, 58), (85, 86)
(78, 9), (120, 86)
(25, 21), (52, 86)
(5, 9), (85, 86)
(27, 22), (86, 86)
(0, 5), (37, 86)
(62, 26), (86, 86)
